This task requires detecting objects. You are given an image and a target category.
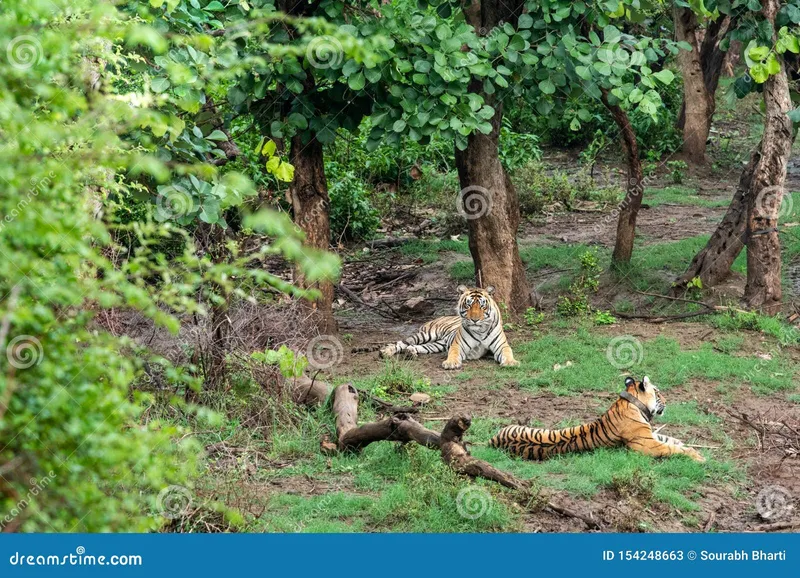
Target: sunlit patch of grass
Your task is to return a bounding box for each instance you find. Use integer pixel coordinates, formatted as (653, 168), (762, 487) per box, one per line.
(644, 186), (729, 208)
(710, 310), (800, 346)
(400, 238), (469, 264)
(494, 330), (795, 395)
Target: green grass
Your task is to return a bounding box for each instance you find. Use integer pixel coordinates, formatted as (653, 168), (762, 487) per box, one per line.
(473, 445), (741, 512)
(644, 186), (730, 209)
(400, 238), (469, 264)
(710, 310), (800, 346)
(493, 329), (796, 395)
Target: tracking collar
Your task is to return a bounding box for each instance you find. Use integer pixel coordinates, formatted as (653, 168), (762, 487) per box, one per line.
(619, 390), (653, 423)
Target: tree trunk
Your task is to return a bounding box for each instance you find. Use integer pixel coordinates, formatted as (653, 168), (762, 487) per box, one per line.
(672, 150), (758, 292)
(289, 135), (337, 333)
(455, 0), (531, 314)
(675, 14), (730, 163)
(600, 91), (644, 266)
(743, 0), (792, 314)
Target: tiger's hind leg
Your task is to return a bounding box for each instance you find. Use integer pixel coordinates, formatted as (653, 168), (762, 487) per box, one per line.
(380, 318), (456, 360)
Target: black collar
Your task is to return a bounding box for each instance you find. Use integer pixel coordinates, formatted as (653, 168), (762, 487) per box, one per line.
(619, 391), (653, 423)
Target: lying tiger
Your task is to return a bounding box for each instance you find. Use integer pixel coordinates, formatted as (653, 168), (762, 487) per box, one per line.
(380, 285), (519, 370)
(490, 376), (705, 462)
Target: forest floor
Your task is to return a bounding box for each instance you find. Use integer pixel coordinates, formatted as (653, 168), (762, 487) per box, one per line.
(179, 91), (800, 533)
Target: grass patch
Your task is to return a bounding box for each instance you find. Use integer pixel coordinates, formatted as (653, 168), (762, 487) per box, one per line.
(257, 442), (518, 532)
(474, 444), (741, 512)
(644, 187), (729, 209)
(400, 238), (469, 264)
(710, 310), (800, 346)
(495, 329), (795, 395)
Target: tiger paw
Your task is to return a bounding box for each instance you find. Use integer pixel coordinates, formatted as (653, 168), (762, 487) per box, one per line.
(441, 359), (462, 370)
(687, 448), (706, 463)
(500, 359), (520, 367)
(379, 345), (396, 359)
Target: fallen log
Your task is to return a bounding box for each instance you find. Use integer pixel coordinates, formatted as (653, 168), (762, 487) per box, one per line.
(290, 375), (332, 406)
(324, 384), (603, 530)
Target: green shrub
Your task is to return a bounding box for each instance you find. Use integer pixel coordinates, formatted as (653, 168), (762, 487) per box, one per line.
(512, 162), (619, 215)
(327, 163), (381, 241)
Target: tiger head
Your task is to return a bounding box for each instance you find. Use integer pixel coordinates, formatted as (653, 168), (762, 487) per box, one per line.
(624, 375), (665, 416)
(456, 285), (498, 326)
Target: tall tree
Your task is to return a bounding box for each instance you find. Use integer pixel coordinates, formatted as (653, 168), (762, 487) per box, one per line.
(455, 0), (531, 313)
(674, 1), (800, 306)
(743, 0), (793, 313)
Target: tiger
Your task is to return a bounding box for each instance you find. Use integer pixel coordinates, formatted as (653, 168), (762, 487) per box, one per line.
(379, 285), (519, 370)
(489, 376), (705, 462)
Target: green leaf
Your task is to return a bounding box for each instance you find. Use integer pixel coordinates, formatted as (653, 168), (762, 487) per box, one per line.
(788, 108), (800, 123)
(262, 139), (277, 157)
(539, 79), (556, 94)
(750, 63), (769, 84)
(348, 72), (366, 91)
(766, 53), (780, 75)
(393, 119), (407, 132)
(748, 45), (770, 62)
(205, 1), (225, 11)
(274, 161), (295, 183)
(151, 77), (170, 93)
(518, 14), (533, 29)
(206, 129), (228, 141)
(287, 112), (308, 130)
(652, 69), (675, 84)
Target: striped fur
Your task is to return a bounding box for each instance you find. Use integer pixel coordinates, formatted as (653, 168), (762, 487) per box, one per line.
(379, 285), (519, 370)
(489, 376), (705, 462)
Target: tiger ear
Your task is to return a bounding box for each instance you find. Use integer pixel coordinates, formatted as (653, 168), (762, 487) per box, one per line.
(457, 285), (468, 293)
(624, 376), (635, 388)
(641, 376), (650, 391)
(485, 285), (495, 295)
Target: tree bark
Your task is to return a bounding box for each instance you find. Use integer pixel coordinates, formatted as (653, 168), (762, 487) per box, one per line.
(455, 0), (531, 314)
(674, 8), (714, 163)
(289, 134), (337, 333)
(600, 91), (644, 266)
(672, 150), (758, 292)
(743, 0), (792, 314)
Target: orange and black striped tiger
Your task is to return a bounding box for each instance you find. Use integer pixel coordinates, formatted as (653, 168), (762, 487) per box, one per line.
(380, 285), (519, 370)
(490, 376), (705, 462)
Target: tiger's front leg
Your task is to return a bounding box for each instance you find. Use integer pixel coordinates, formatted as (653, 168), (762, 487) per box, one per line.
(441, 340), (463, 370)
(490, 334), (519, 367)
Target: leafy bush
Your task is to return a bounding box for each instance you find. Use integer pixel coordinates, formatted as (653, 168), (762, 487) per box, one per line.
(557, 250), (602, 317)
(499, 117), (542, 171)
(512, 162), (620, 215)
(327, 163), (381, 241)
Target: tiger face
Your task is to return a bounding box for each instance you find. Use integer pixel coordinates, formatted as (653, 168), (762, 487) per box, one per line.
(625, 375), (665, 416)
(456, 285), (496, 326)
